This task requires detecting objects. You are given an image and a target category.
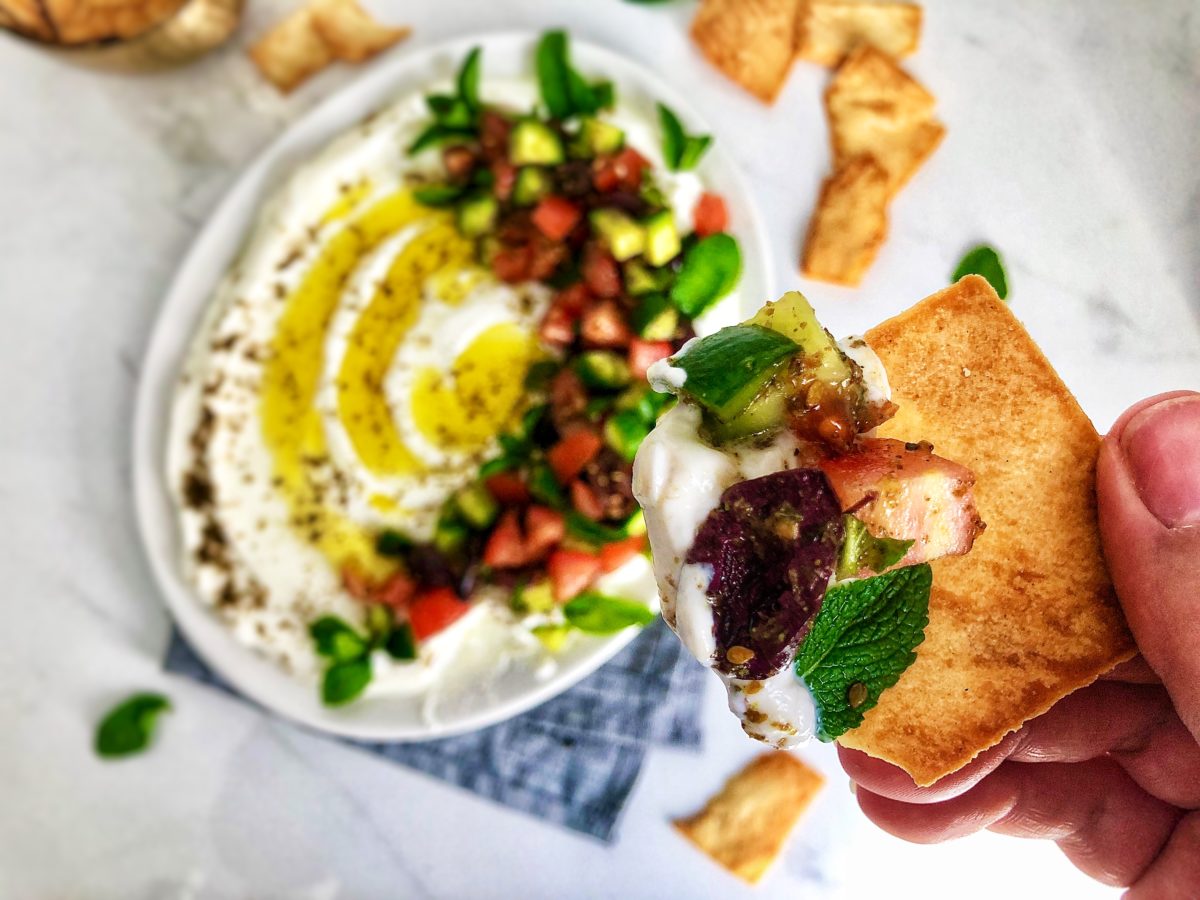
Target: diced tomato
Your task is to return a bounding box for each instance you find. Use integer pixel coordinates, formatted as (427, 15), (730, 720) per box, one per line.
(628, 339), (673, 379)
(532, 196), (582, 241)
(569, 479), (604, 520)
(480, 110), (512, 161)
(491, 244), (533, 283)
(529, 237), (568, 281)
(409, 587), (470, 641)
(341, 564), (371, 601)
(693, 192), (729, 237)
(547, 429), (603, 484)
(582, 244), (622, 298)
(599, 535), (646, 573)
(374, 572), (416, 609)
(554, 283), (592, 315)
(485, 471), (530, 504)
(612, 147), (649, 191)
(492, 159), (517, 201)
(483, 510), (528, 568)
(581, 299), (633, 349)
(592, 157), (620, 193)
(549, 367), (589, 428)
(818, 438), (985, 567)
(523, 505), (565, 561)
(443, 145), (476, 181)
(548, 549), (603, 602)
(539, 303), (576, 348)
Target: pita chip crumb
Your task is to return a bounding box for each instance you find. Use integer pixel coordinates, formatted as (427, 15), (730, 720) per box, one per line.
(674, 752), (824, 884)
(691, 0), (800, 104)
(801, 156), (889, 286)
(840, 276), (1135, 785)
(825, 44), (945, 196)
(311, 0), (409, 64)
(796, 0), (922, 67)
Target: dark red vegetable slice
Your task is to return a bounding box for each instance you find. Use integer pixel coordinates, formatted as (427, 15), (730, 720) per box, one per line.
(686, 468), (845, 680)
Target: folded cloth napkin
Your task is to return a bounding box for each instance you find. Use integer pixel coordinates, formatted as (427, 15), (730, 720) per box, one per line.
(165, 620), (706, 841)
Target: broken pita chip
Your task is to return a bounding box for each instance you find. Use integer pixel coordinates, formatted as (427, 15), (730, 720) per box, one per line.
(801, 156), (889, 286)
(249, 5), (333, 93)
(825, 44), (944, 195)
(0, 0), (56, 40)
(691, 0), (799, 104)
(310, 0), (408, 64)
(674, 753), (824, 884)
(838, 276), (1135, 785)
(2, 0), (187, 43)
(796, 0), (922, 66)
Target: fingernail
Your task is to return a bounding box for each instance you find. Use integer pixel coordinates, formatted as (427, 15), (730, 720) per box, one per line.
(848, 779), (857, 795)
(1121, 395), (1200, 528)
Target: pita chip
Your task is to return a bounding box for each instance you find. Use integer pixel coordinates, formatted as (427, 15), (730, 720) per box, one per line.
(691, 0), (800, 104)
(310, 0), (408, 64)
(801, 155), (889, 286)
(796, 0), (922, 67)
(838, 276), (1135, 785)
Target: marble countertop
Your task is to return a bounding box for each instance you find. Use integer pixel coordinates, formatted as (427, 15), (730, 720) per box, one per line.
(1, 1), (1197, 897)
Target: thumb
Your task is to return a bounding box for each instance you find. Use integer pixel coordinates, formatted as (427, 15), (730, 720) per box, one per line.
(1097, 391), (1200, 741)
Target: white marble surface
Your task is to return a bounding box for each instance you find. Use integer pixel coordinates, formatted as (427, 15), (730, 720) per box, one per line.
(1, 1), (1197, 897)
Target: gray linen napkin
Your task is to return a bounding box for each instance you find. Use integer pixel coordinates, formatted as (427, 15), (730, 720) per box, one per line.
(165, 619), (705, 841)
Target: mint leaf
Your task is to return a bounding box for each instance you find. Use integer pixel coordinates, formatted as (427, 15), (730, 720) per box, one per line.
(952, 245), (1008, 300)
(564, 592), (656, 633)
(670, 233), (742, 317)
(836, 516), (914, 580)
(657, 103), (712, 172)
(95, 692), (171, 758)
(795, 565), (931, 741)
(457, 46), (482, 111)
(322, 659), (372, 706)
(385, 622), (417, 661)
(309, 616), (367, 663)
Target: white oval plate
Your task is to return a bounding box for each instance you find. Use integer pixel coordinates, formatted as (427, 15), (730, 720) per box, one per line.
(134, 30), (774, 742)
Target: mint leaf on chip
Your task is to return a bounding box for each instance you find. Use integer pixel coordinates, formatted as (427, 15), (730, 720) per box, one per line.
(95, 692), (171, 758)
(795, 564), (931, 741)
(952, 244), (1008, 300)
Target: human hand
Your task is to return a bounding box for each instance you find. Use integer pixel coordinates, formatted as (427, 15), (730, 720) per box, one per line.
(838, 391), (1200, 894)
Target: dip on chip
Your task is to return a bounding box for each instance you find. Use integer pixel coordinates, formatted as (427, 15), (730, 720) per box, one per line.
(634, 279), (1133, 785)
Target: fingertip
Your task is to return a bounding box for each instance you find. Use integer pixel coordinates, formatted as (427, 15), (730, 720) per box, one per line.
(837, 733), (1021, 804)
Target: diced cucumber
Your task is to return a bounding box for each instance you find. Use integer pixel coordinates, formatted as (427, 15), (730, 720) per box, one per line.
(642, 210), (681, 266)
(622, 260), (669, 297)
(532, 623), (572, 652)
(574, 117), (625, 157)
(366, 604), (393, 643)
(510, 120), (565, 165)
(702, 387), (789, 444)
(629, 292), (679, 341)
(590, 209), (646, 262)
(512, 167), (553, 206)
(454, 483), (499, 529)
(514, 580), (556, 614)
(604, 408), (651, 461)
(747, 291), (853, 386)
(623, 509), (646, 537)
(456, 194), (498, 237)
(616, 385), (672, 424)
(670, 325), (799, 421)
(434, 519), (469, 555)
(574, 350), (632, 390)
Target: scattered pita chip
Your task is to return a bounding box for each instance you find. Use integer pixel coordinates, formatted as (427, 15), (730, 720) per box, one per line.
(801, 156), (889, 286)
(796, 0), (922, 66)
(0, 0), (55, 40)
(310, 0), (408, 64)
(1, 0), (186, 43)
(839, 276), (1135, 785)
(691, 0), (800, 104)
(826, 44), (945, 195)
(674, 753), (824, 884)
(249, 6), (334, 93)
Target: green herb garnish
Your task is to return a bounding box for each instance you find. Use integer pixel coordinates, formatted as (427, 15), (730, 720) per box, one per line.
(309, 612), (413, 706)
(836, 516), (914, 580)
(657, 103), (712, 172)
(457, 46), (482, 111)
(322, 659), (373, 707)
(564, 592), (656, 633)
(952, 245), (1008, 300)
(409, 46), (485, 155)
(536, 30), (614, 121)
(310, 616), (368, 662)
(670, 233), (742, 318)
(95, 693), (171, 759)
(795, 564), (931, 741)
